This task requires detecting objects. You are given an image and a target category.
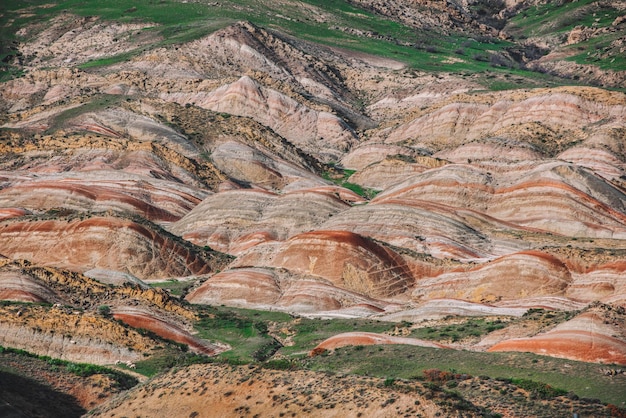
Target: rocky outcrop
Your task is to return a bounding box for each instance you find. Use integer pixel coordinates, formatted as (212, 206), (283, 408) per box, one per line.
(112, 306), (227, 355)
(0, 304), (154, 365)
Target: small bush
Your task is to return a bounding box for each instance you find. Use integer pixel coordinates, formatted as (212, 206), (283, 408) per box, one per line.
(98, 305), (111, 317)
(511, 378), (567, 399)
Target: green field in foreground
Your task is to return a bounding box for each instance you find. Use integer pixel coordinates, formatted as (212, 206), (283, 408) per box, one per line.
(303, 344), (625, 406)
(183, 305), (626, 406)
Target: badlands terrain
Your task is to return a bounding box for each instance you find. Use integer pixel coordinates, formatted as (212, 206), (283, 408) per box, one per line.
(1, 0), (626, 416)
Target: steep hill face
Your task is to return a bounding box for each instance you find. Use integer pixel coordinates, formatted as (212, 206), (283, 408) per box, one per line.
(1, 0), (626, 415)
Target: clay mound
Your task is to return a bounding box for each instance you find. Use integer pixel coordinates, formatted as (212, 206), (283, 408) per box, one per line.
(494, 296), (589, 312)
(83, 268), (149, 288)
(0, 216), (220, 280)
(209, 140), (322, 191)
(375, 161), (626, 238)
(232, 230), (414, 299)
(435, 137), (543, 163)
(488, 306), (626, 365)
(567, 261), (626, 305)
(112, 307), (226, 355)
(382, 89), (626, 151)
(558, 146), (626, 180)
(0, 266), (58, 303)
(374, 163), (494, 210)
(186, 267), (393, 315)
(0, 178), (205, 223)
(171, 189), (350, 254)
(339, 144), (422, 171)
(380, 299), (527, 323)
(186, 268), (282, 307)
(0, 141), (214, 189)
(412, 251), (572, 303)
(71, 107), (200, 157)
(311, 332), (448, 353)
(0, 208), (30, 221)
(347, 154), (445, 190)
(277, 278), (392, 315)
(163, 76), (357, 161)
(183, 22), (353, 103)
(319, 199), (517, 260)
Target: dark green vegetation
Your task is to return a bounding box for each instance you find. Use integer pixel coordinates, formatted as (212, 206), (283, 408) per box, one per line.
(2, 0), (621, 88)
(409, 317), (507, 342)
(149, 279), (193, 297)
(131, 350), (215, 377)
(323, 166), (380, 199)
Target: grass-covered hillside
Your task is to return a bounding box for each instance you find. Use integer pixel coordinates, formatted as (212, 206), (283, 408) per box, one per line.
(1, 0), (624, 87)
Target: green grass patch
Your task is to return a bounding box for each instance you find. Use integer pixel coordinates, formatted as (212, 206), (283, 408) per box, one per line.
(132, 349), (215, 377)
(193, 305), (291, 363)
(322, 167), (380, 199)
(507, 0), (621, 37)
(302, 344), (626, 406)
(44, 94), (123, 133)
(281, 317), (393, 355)
(564, 34), (626, 71)
(410, 318), (508, 342)
(149, 279), (191, 297)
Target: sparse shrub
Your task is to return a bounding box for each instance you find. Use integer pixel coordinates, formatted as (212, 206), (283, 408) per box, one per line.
(606, 404), (626, 417)
(98, 305), (111, 317)
(423, 368), (453, 383)
(511, 378), (567, 399)
(263, 359), (296, 371)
